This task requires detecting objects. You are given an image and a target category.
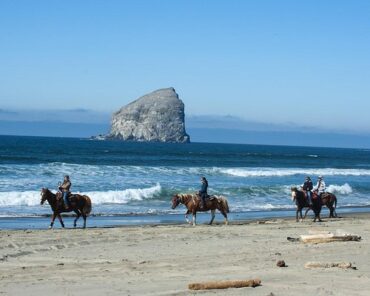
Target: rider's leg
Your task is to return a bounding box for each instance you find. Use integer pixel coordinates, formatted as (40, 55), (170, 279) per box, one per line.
(200, 194), (205, 209)
(63, 192), (69, 208)
(308, 191), (312, 205)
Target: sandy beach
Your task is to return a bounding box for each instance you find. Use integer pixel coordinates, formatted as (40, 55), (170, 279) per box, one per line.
(0, 214), (369, 296)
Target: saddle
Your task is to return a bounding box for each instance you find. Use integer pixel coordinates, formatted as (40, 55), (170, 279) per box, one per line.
(56, 192), (75, 204)
(198, 194), (215, 201)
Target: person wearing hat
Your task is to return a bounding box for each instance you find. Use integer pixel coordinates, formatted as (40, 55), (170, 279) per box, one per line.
(302, 176), (313, 205)
(314, 176), (326, 196)
(59, 175), (72, 210)
(198, 176), (209, 209)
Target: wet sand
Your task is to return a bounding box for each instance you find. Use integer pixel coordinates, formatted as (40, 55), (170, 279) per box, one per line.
(0, 214), (369, 295)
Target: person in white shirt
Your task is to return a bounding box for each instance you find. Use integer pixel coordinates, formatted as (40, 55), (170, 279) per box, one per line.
(314, 176), (326, 195)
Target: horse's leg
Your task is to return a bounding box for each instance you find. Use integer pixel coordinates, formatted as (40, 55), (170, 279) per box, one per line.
(49, 213), (56, 229)
(185, 210), (191, 224)
(303, 207), (310, 219)
(209, 209), (215, 225)
(296, 208), (299, 222)
(220, 209), (228, 225)
(192, 212), (196, 226)
(73, 210), (81, 228)
(327, 201), (335, 218)
(57, 214), (65, 228)
(82, 213), (87, 229)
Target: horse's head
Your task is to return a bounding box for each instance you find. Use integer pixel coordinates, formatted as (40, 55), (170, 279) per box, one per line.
(291, 187), (298, 201)
(40, 188), (50, 205)
(171, 194), (181, 209)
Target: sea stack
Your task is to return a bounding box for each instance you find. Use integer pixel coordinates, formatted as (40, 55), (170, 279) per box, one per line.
(107, 88), (190, 143)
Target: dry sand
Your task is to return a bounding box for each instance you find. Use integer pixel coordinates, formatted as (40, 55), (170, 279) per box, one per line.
(1, 215), (369, 296)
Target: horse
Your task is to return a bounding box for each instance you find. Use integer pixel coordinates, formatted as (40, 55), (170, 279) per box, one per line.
(40, 188), (92, 229)
(171, 193), (229, 226)
(291, 187), (337, 222)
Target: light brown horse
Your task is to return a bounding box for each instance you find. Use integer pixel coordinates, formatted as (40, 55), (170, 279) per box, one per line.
(40, 188), (92, 229)
(171, 193), (229, 226)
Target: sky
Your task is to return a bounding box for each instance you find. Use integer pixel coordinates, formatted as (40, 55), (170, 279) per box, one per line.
(0, 0), (370, 134)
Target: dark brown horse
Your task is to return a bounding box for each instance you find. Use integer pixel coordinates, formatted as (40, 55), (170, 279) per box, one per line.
(291, 187), (337, 222)
(171, 193), (229, 226)
(40, 188), (92, 229)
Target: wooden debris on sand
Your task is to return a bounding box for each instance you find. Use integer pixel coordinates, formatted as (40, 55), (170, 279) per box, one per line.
(300, 233), (361, 244)
(305, 262), (356, 270)
(188, 278), (261, 290)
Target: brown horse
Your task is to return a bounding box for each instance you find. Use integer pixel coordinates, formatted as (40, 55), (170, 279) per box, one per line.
(171, 193), (229, 226)
(40, 188), (92, 229)
(291, 187), (337, 222)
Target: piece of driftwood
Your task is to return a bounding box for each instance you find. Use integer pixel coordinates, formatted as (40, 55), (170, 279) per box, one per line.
(305, 262), (356, 270)
(300, 233), (361, 244)
(188, 279), (261, 290)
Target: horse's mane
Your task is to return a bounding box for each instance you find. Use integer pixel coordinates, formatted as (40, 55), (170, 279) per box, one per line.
(177, 193), (196, 198)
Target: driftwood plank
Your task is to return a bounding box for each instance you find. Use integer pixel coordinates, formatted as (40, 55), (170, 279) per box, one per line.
(305, 262), (356, 269)
(300, 233), (361, 244)
(188, 278), (261, 290)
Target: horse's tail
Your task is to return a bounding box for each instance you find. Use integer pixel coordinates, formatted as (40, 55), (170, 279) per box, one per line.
(82, 195), (92, 216)
(218, 197), (230, 213)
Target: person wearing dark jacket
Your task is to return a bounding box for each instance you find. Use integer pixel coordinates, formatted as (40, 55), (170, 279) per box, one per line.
(302, 176), (313, 205)
(198, 177), (208, 209)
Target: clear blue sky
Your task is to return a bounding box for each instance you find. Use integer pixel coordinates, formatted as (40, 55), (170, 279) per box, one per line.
(1, 0), (369, 132)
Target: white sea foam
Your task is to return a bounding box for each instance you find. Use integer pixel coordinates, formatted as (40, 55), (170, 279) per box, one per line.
(218, 168), (370, 178)
(327, 183), (353, 195)
(0, 184), (162, 207)
(85, 183), (161, 204)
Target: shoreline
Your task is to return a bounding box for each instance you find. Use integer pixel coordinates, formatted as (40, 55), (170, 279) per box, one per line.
(1, 207), (370, 230)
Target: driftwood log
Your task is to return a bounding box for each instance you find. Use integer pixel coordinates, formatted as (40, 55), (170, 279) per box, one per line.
(300, 233), (361, 244)
(188, 278), (261, 290)
(305, 262), (356, 269)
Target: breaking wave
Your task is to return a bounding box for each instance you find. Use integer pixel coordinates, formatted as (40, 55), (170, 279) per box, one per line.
(327, 183), (353, 195)
(219, 168), (370, 178)
(0, 184), (162, 207)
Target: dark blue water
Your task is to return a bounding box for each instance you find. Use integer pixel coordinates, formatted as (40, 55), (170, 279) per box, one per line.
(0, 135), (370, 228)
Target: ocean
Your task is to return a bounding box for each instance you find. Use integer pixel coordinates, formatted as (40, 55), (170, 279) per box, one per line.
(1, 135), (370, 228)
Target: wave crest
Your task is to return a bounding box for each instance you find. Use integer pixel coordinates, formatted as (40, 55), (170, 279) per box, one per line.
(0, 184), (162, 207)
(219, 168), (370, 178)
(327, 183), (353, 195)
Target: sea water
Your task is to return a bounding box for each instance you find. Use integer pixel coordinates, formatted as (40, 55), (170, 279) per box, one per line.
(1, 135), (369, 228)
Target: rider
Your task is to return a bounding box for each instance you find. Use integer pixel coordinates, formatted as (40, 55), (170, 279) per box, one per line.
(198, 176), (208, 209)
(302, 176), (313, 205)
(59, 175), (72, 209)
(314, 176), (326, 197)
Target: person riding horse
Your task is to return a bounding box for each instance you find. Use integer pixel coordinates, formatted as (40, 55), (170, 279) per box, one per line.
(59, 175), (72, 210)
(198, 177), (208, 209)
(302, 176), (313, 205)
(313, 176), (326, 197)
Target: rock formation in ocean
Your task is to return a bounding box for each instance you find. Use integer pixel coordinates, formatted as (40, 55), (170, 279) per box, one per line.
(107, 87), (190, 143)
